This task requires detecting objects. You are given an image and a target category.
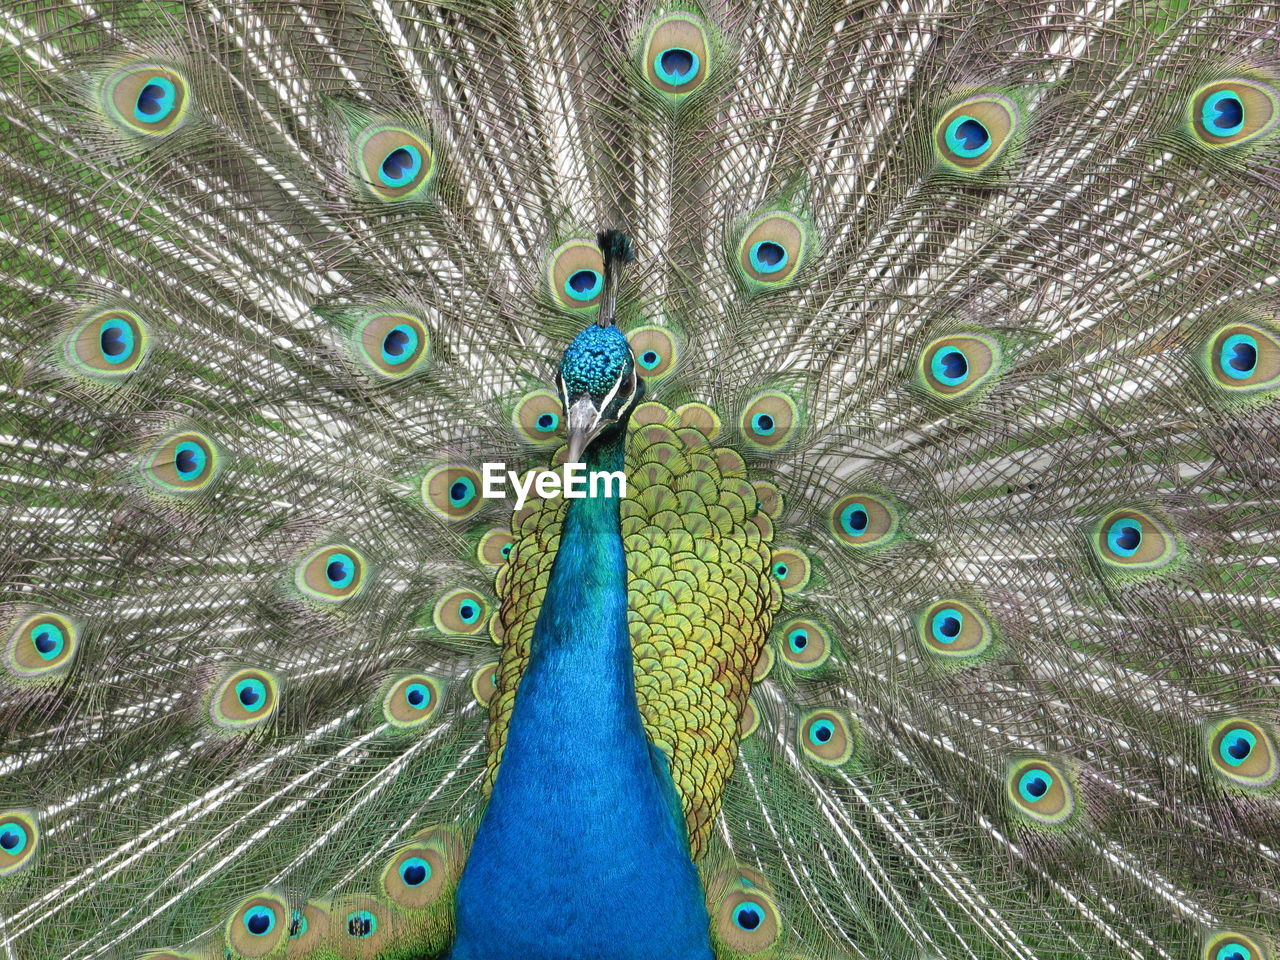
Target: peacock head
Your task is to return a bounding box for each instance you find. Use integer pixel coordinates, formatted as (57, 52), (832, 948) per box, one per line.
(558, 322), (643, 463)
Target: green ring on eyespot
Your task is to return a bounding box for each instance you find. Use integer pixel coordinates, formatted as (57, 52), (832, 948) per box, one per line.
(98, 318), (135, 364)
(787, 628), (809, 653)
(751, 412), (776, 436)
(1217, 943), (1253, 960)
(930, 347), (969, 386)
(930, 607), (963, 644)
(290, 909), (308, 937)
(30, 623), (65, 662)
(563, 269), (603, 302)
(749, 240), (788, 275)
(0, 822), (29, 857)
(731, 900), (764, 932)
(653, 47), (700, 86)
(399, 855), (432, 887)
(404, 682), (431, 710)
(449, 477), (477, 508)
(1220, 333), (1259, 380)
(378, 143), (423, 187)
(324, 552), (356, 589)
(808, 718), (835, 745)
(1203, 89), (1245, 137)
(347, 910), (377, 938)
(243, 905), (277, 936)
(173, 441), (207, 481)
(945, 114), (991, 157)
(1219, 727), (1257, 767)
(133, 76), (176, 123)
(1017, 768), (1052, 803)
(234, 677), (268, 713)
(1106, 518), (1142, 557)
(381, 323), (420, 366)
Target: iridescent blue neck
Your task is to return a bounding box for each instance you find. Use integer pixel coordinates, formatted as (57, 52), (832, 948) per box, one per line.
(451, 432), (712, 960)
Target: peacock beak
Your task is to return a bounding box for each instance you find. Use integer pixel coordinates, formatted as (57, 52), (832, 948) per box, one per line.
(564, 394), (606, 465)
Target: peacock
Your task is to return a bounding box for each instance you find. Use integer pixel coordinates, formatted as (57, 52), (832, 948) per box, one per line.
(2, 1), (1280, 958)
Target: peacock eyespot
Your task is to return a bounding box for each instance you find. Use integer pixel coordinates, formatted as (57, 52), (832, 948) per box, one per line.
(777, 618), (830, 670)
(0, 812), (37, 876)
(934, 94), (1019, 172)
(383, 674), (442, 728)
(357, 125), (436, 200)
(433, 588), (489, 636)
(67, 308), (149, 377)
(735, 212), (807, 288)
(471, 660), (500, 706)
(297, 545), (367, 601)
(1207, 719), (1277, 788)
(919, 333), (1001, 398)
(799, 709), (854, 766)
(626, 326), (679, 379)
(829, 492), (899, 549)
(6, 611), (78, 679)
(143, 432), (219, 494)
(1204, 323), (1280, 392)
(1007, 758), (1075, 824)
(103, 65), (189, 136)
(285, 903), (329, 949)
(355, 312), (429, 378)
(714, 886), (779, 953)
(740, 391), (799, 449)
(380, 828), (456, 910)
(347, 910), (377, 937)
(548, 240), (605, 310)
(289, 910), (306, 937)
(918, 600), (992, 659)
(1092, 509), (1177, 572)
(769, 548), (810, 592)
(211, 668), (279, 729)
(642, 14), (711, 97)
(478, 528), (514, 567)
(423, 465), (484, 520)
(513, 390), (564, 444)
(226, 893), (288, 957)
(1205, 933), (1268, 960)
(1189, 78), (1280, 148)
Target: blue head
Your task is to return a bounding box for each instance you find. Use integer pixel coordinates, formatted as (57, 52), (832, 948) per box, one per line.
(558, 323), (643, 462)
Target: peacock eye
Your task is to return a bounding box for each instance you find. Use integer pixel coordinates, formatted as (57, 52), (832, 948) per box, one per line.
(471, 661), (500, 706)
(626, 326), (678, 379)
(357, 125), (435, 200)
(142, 432), (218, 494)
(513, 390), (564, 444)
(1017, 768), (1052, 802)
(477, 527), (515, 567)
(749, 240), (788, 275)
(0, 811), (38, 877)
(6, 612), (79, 679)
(1106, 518), (1142, 556)
(735, 212), (807, 288)
(434, 588), (489, 636)
(1206, 934), (1266, 960)
(423, 465), (484, 520)
(383, 674), (442, 728)
(1188, 77), (1280, 148)
(399, 855), (431, 886)
(829, 492), (900, 549)
(235, 677), (268, 712)
(930, 607), (963, 643)
(788, 629), (808, 652)
(919, 333), (1001, 398)
(919, 600), (993, 659)
(351, 311), (429, 378)
(778, 618), (830, 670)
(740, 391), (799, 448)
(211, 669), (279, 730)
(1007, 758), (1074, 824)
(103, 65), (189, 135)
(732, 900), (764, 931)
(769, 547), (810, 592)
(642, 14), (711, 98)
(565, 269), (603, 302)
(243, 905), (277, 936)
(1092, 508), (1177, 573)
(548, 240), (605, 310)
(1204, 323), (1280, 393)
(297, 545), (367, 601)
(934, 93), (1019, 173)
(226, 893), (289, 956)
(799, 710), (854, 765)
(1207, 718), (1277, 788)
(289, 909), (307, 937)
(808, 719), (835, 745)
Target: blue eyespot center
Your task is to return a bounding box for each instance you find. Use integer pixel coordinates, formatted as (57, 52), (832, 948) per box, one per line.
(400, 856), (431, 887)
(134, 76), (176, 122)
(1106, 519), (1143, 557)
(931, 347), (969, 385)
(1217, 944), (1252, 960)
(1221, 333), (1259, 379)
(639, 350), (661, 369)
(325, 553), (356, 589)
(449, 478), (476, 506)
(235, 677), (267, 711)
(931, 608), (963, 643)
(732, 901), (763, 931)
(809, 719), (835, 744)
(749, 241), (788, 275)
(99, 319), (134, 362)
(564, 269), (603, 302)
(1017, 768), (1052, 802)
(458, 601), (479, 623)
(654, 47), (700, 86)
(1203, 90), (1245, 137)
(0, 824), (28, 855)
(174, 441), (206, 481)
(1220, 728), (1257, 766)
(772, 562), (789, 580)
(945, 115), (991, 157)
(379, 145), (423, 187)
(788, 629), (808, 652)
(535, 412), (559, 432)
(500, 544), (512, 558)
(840, 503), (868, 535)
(405, 683), (430, 709)
(244, 906), (276, 936)
(752, 413), (776, 435)
(31, 624), (64, 660)
(381, 324), (419, 365)
(347, 910), (377, 938)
